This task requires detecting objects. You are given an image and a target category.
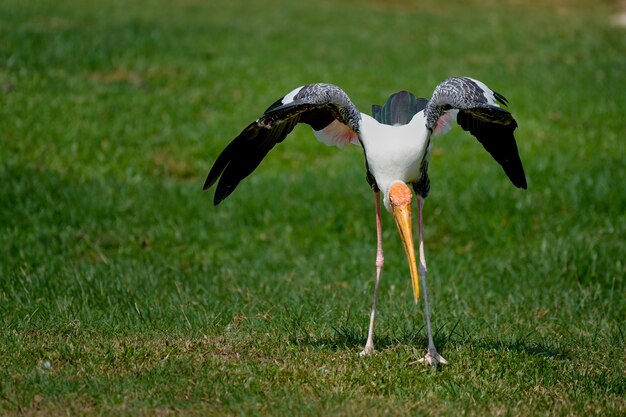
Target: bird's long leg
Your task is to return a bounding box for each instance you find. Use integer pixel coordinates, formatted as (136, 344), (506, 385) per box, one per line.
(360, 191), (384, 356)
(416, 196), (448, 366)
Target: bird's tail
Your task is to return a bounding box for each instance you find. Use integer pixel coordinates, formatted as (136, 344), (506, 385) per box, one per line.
(372, 91), (428, 126)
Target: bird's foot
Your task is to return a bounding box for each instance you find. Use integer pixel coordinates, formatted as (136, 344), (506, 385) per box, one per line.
(359, 344), (375, 357)
(412, 348), (448, 367)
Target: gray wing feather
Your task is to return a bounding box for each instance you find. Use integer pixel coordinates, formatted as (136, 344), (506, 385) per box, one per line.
(425, 77), (527, 189)
(204, 84), (361, 205)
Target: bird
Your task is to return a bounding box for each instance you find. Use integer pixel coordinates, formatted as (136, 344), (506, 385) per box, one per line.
(203, 77), (527, 366)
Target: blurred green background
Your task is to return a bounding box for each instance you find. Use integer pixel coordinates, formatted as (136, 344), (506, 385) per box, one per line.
(1, 0), (624, 415)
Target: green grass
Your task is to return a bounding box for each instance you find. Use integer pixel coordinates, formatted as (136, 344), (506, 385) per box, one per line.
(1, 0), (625, 415)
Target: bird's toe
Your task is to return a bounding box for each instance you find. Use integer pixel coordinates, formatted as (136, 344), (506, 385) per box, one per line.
(359, 345), (375, 357)
(414, 351), (448, 366)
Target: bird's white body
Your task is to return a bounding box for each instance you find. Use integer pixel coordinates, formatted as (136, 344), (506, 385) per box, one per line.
(359, 112), (430, 211)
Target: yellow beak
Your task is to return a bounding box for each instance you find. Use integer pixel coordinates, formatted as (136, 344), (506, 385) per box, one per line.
(392, 203), (420, 304)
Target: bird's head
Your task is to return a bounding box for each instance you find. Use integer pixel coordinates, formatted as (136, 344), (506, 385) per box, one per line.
(387, 181), (420, 303)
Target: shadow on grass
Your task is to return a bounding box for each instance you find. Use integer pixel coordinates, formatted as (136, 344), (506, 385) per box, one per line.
(290, 320), (572, 360)
(288, 321), (447, 353)
(470, 335), (572, 360)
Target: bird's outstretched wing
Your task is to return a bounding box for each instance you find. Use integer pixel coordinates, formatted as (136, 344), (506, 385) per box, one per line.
(204, 84), (362, 205)
(425, 77), (527, 189)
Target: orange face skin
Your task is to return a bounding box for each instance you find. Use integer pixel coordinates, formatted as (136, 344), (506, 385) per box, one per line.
(389, 182), (413, 209)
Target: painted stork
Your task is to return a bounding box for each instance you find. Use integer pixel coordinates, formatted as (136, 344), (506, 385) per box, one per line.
(204, 77), (527, 365)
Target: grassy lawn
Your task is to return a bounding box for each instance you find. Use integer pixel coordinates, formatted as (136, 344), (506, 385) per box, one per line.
(1, 0), (624, 415)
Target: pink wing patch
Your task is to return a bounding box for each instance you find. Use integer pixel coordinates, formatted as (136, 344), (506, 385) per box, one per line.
(432, 109), (459, 136)
(312, 120), (360, 148)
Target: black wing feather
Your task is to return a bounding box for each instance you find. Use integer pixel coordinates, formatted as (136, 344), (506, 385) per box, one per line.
(204, 116), (301, 205)
(456, 106), (527, 189)
(203, 106), (308, 205)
